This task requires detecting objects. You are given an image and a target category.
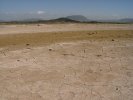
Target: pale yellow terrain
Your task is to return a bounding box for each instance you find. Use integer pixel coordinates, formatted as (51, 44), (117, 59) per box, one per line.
(0, 23), (133, 34)
(0, 24), (133, 100)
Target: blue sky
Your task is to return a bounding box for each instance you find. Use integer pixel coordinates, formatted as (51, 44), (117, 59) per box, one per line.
(0, 0), (133, 20)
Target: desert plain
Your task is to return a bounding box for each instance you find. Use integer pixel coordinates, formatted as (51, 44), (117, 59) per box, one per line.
(0, 23), (133, 100)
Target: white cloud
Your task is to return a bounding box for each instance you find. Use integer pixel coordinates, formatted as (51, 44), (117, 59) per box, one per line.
(37, 11), (45, 14)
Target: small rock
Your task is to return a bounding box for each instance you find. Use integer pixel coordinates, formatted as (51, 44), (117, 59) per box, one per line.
(100, 69), (102, 71)
(96, 55), (102, 57)
(27, 48), (31, 49)
(49, 49), (52, 51)
(112, 39), (114, 41)
(26, 44), (30, 46)
(83, 50), (86, 53)
(116, 87), (119, 90)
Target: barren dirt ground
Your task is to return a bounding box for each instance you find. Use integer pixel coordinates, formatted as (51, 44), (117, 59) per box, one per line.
(0, 23), (133, 34)
(0, 24), (133, 100)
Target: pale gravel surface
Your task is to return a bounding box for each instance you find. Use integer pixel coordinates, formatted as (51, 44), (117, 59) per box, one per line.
(0, 39), (133, 100)
(0, 24), (133, 100)
(0, 24), (133, 34)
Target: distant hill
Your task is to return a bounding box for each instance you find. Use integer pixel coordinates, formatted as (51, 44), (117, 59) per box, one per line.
(1, 16), (133, 24)
(22, 18), (43, 22)
(0, 17), (80, 24)
(119, 18), (133, 23)
(46, 17), (80, 23)
(66, 15), (89, 22)
(0, 20), (4, 22)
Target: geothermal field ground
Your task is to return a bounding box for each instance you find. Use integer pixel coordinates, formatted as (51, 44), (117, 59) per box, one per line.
(0, 24), (133, 100)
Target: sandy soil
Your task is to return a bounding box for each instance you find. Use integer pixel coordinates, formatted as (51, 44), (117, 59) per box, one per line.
(0, 23), (133, 34)
(0, 24), (133, 100)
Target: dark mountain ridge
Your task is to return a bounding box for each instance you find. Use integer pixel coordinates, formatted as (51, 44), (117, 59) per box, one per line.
(119, 18), (133, 23)
(66, 15), (89, 22)
(0, 15), (133, 24)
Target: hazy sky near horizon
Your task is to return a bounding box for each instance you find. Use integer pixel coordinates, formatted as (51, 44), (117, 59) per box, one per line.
(0, 0), (133, 20)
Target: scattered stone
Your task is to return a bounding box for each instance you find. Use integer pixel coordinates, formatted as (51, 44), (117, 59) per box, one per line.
(112, 39), (114, 41)
(96, 55), (102, 57)
(27, 48), (31, 49)
(49, 49), (52, 51)
(26, 44), (30, 46)
(87, 33), (94, 35)
(100, 69), (102, 71)
(83, 49), (86, 53)
(116, 87), (119, 90)
(63, 54), (75, 56)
